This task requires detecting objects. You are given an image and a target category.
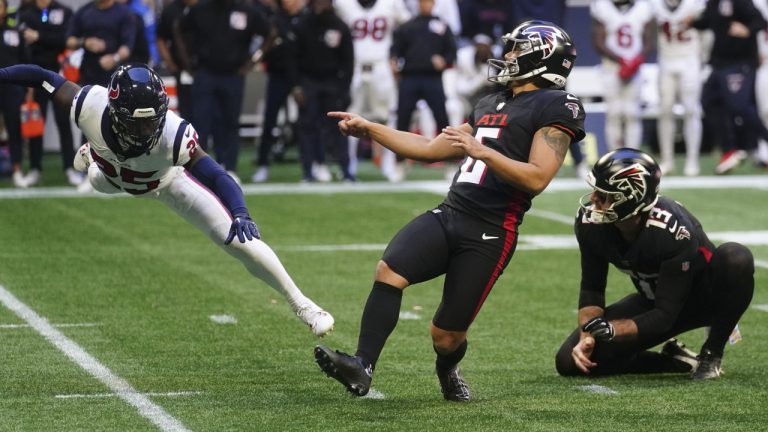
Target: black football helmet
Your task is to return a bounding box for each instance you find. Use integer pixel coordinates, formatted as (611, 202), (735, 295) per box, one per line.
(487, 20), (577, 89)
(107, 64), (168, 158)
(579, 148), (661, 224)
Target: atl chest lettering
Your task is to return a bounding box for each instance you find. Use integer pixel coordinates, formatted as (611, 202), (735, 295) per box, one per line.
(475, 114), (509, 127)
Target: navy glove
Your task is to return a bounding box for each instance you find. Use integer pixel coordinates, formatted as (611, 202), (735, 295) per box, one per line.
(225, 213), (261, 245)
(582, 316), (615, 342)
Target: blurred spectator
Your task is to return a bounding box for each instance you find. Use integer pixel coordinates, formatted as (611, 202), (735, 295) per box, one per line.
(156, 0), (197, 121)
(293, 0), (354, 182)
(453, 33), (500, 113)
(115, 0), (150, 64)
(178, 0), (272, 179)
(458, 0), (515, 40)
(591, 0), (654, 151)
(512, 0), (566, 25)
(0, 0), (26, 187)
(18, 0), (83, 186)
(251, 0), (306, 183)
(128, 0), (159, 65)
(649, 0), (705, 176)
(405, 0), (460, 35)
(754, 0), (768, 166)
(690, 0), (768, 174)
(334, 0), (410, 182)
(391, 0), (455, 154)
(66, 0), (136, 87)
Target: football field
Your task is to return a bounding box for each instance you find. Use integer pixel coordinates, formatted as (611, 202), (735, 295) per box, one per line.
(1, 174), (767, 431)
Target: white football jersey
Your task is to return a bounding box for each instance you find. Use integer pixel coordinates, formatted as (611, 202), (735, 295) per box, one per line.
(591, 0), (653, 59)
(71, 85), (198, 195)
(334, 0), (411, 64)
(649, 0), (704, 60)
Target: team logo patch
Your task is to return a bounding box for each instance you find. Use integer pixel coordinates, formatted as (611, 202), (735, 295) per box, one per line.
(675, 225), (691, 241)
(565, 102), (580, 118)
(681, 261), (690, 271)
(608, 163), (649, 203)
(108, 82), (120, 99)
(521, 25), (564, 59)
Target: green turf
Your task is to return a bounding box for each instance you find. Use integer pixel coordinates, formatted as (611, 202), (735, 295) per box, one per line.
(0, 182), (766, 430)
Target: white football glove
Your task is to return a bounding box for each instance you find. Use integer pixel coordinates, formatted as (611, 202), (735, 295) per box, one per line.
(73, 143), (92, 172)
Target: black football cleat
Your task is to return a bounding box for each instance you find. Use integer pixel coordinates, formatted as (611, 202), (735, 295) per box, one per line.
(691, 349), (723, 380)
(314, 345), (372, 396)
(660, 338), (699, 372)
(436, 365), (471, 402)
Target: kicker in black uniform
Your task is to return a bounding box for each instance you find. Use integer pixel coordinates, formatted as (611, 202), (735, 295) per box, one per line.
(555, 148), (754, 380)
(314, 20), (586, 401)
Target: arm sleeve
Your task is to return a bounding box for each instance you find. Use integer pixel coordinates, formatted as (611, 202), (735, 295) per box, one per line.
(632, 247), (697, 338)
(0, 64), (67, 94)
(576, 223), (609, 309)
(188, 156), (249, 217)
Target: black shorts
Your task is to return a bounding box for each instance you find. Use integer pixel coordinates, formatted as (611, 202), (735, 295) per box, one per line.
(382, 204), (518, 331)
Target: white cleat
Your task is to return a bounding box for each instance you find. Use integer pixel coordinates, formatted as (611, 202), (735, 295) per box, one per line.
(296, 303), (335, 337)
(24, 169), (41, 187)
(12, 171), (28, 188)
(66, 168), (85, 186)
(251, 166), (269, 183)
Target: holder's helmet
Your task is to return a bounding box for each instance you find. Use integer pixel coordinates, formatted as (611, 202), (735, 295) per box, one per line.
(579, 148), (662, 224)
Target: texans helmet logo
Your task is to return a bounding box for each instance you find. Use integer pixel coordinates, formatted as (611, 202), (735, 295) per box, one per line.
(108, 82), (120, 99)
(608, 163), (649, 202)
(521, 25), (564, 59)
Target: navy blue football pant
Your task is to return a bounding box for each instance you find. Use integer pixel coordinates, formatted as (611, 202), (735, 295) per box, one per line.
(396, 75), (449, 135)
(191, 69), (245, 171)
(256, 74), (294, 167)
(701, 63), (768, 153)
(1, 83), (24, 167)
(29, 87), (75, 172)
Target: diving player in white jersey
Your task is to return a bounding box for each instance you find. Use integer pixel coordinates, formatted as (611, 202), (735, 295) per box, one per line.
(591, 0), (654, 151)
(334, 0), (411, 181)
(0, 63), (335, 337)
(649, 0), (705, 175)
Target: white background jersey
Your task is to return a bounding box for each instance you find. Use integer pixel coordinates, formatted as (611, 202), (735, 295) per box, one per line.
(71, 85), (198, 195)
(591, 0), (653, 60)
(334, 0), (411, 64)
(649, 0), (704, 60)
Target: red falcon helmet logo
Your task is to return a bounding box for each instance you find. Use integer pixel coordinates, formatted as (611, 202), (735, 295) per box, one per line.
(108, 82), (120, 99)
(608, 163), (649, 202)
(521, 25), (564, 59)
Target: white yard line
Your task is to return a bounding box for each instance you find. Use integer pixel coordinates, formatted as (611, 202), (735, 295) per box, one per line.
(1, 176), (767, 200)
(0, 322), (101, 329)
(56, 391), (203, 400)
(0, 284), (190, 432)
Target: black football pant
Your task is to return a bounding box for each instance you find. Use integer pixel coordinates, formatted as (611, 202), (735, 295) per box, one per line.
(555, 242), (754, 376)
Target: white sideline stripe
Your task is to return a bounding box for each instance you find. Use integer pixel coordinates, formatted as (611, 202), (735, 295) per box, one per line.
(56, 391), (203, 400)
(398, 311), (422, 320)
(0, 322), (101, 329)
(0, 284), (190, 432)
(754, 260), (768, 270)
(1, 175), (767, 200)
(752, 304), (768, 313)
(577, 384), (618, 395)
(276, 231), (768, 253)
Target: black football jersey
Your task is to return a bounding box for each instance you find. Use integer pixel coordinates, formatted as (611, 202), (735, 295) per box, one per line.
(576, 196), (716, 326)
(442, 88), (586, 230)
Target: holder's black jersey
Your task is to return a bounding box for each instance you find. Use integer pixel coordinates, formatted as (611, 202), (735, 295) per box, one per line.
(442, 88), (586, 230)
(576, 196), (717, 334)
